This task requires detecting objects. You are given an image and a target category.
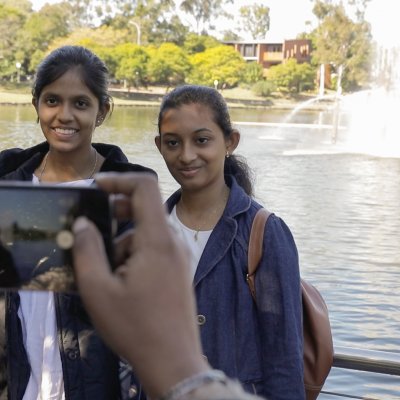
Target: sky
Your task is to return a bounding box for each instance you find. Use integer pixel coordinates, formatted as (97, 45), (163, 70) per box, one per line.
(30, 0), (399, 48)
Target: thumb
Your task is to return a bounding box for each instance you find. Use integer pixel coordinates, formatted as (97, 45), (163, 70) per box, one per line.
(72, 216), (113, 295)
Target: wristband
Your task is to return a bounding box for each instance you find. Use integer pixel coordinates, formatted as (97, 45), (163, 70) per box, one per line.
(159, 369), (227, 400)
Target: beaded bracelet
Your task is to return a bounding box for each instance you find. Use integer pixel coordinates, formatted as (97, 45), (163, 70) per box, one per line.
(159, 369), (228, 400)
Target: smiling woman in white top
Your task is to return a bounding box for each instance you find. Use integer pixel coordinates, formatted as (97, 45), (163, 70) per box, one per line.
(0, 45), (155, 400)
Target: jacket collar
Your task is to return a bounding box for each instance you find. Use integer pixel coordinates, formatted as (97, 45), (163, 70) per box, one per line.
(166, 175), (251, 217)
(0, 142), (130, 180)
(166, 175), (252, 286)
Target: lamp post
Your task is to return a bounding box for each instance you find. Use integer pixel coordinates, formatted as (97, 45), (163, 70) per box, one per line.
(129, 21), (141, 46)
(16, 62), (21, 83)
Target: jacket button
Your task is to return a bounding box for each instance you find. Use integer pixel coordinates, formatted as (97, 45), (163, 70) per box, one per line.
(197, 314), (206, 325)
(128, 385), (138, 398)
(66, 349), (79, 360)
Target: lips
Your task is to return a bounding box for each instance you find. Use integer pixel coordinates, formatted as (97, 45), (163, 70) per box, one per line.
(53, 127), (78, 138)
(179, 167), (200, 178)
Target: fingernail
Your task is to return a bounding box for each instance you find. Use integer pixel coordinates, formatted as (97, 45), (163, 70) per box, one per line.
(73, 217), (89, 234)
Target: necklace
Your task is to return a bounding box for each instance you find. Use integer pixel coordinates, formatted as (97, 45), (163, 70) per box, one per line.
(178, 188), (229, 241)
(38, 147), (98, 182)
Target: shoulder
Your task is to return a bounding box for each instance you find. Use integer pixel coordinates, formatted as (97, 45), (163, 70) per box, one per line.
(101, 159), (157, 176)
(165, 189), (181, 213)
(0, 142), (47, 178)
(239, 201), (298, 262)
(95, 142), (157, 177)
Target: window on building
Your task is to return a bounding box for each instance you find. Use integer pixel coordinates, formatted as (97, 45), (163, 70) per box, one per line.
(243, 44), (257, 58)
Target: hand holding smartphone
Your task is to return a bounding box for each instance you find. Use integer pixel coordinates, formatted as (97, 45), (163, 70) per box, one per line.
(0, 182), (114, 292)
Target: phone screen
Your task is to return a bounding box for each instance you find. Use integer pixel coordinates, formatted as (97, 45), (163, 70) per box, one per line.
(0, 183), (113, 292)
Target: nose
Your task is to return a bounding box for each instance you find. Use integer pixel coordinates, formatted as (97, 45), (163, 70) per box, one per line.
(178, 142), (196, 163)
(57, 103), (74, 122)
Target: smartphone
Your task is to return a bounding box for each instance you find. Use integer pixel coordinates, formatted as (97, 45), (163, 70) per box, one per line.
(0, 182), (114, 293)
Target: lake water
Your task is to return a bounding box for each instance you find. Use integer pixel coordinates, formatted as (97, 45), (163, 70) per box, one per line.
(1, 102), (399, 399)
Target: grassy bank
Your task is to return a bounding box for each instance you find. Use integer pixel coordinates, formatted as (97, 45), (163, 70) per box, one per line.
(0, 83), (330, 110)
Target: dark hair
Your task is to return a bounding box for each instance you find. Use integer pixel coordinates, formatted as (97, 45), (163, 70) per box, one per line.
(32, 45), (113, 113)
(158, 85), (254, 196)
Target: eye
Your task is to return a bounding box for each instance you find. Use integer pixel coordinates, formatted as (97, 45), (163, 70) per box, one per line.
(197, 137), (209, 145)
(45, 96), (58, 106)
(166, 139), (179, 147)
(76, 99), (89, 108)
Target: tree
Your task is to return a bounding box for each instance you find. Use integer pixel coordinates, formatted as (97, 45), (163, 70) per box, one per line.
(239, 3), (270, 40)
(311, 0), (373, 91)
(112, 43), (149, 88)
(0, 0), (31, 13)
(0, 4), (27, 79)
(103, 0), (180, 45)
(221, 30), (242, 42)
(179, 0), (233, 35)
(242, 62), (264, 85)
(58, 0), (125, 28)
(39, 26), (129, 77)
(188, 45), (246, 87)
(183, 33), (220, 55)
(15, 3), (72, 73)
(268, 59), (316, 93)
(146, 43), (191, 85)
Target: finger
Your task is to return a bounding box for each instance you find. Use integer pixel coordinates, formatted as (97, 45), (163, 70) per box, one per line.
(72, 217), (130, 356)
(72, 217), (120, 308)
(111, 194), (133, 220)
(113, 229), (135, 266)
(95, 173), (167, 233)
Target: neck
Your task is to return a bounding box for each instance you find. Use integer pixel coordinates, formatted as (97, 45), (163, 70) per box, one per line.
(177, 183), (230, 232)
(180, 184), (229, 214)
(38, 146), (99, 183)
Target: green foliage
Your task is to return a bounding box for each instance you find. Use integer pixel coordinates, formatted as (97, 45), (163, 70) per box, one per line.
(239, 3), (270, 40)
(16, 3), (72, 73)
(311, 0), (373, 91)
(188, 45), (246, 87)
(0, 4), (26, 77)
(251, 80), (275, 97)
(112, 43), (149, 88)
(268, 59), (316, 93)
(147, 15), (189, 45)
(146, 43), (191, 85)
(180, 0), (233, 35)
(183, 33), (220, 54)
(241, 62), (264, 85)
(1, 0), (31, 14)
(221, 30), (242, 42)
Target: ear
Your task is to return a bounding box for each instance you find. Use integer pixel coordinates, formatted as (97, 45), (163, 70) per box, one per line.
(96, 103), (111, 127)
(155, 135), (162, 153)
(32, 97), (38, 112)
(226, 129), (240, 155)
(32, 98), (39, 123)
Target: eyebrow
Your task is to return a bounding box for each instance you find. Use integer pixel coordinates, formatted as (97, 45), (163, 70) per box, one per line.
(41, 91), (93, 101)
(162, 128), (213, 136)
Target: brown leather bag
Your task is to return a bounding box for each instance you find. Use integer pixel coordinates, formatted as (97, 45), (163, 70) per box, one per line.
(246, 208), (333, 400)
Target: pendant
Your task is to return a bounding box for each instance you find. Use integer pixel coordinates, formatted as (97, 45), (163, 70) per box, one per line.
(194, 230), (199, 241)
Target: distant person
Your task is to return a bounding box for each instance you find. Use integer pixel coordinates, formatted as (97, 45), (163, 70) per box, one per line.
(155, 85), (304, 399)
(72, 172), (264, 400)
(0, 45), (155, 399)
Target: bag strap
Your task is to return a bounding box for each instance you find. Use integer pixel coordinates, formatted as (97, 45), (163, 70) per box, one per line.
(246, 208), (272, 300)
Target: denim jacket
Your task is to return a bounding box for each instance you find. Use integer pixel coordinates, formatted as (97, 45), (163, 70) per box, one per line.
(166, 176), (305, 400)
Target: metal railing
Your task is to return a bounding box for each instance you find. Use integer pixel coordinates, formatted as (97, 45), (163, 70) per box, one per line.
(321, 346), (400, 399)
(332, 346), (400, 376)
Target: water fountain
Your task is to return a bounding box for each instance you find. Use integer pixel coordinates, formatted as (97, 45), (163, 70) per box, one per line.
(271, 51), (400, 158)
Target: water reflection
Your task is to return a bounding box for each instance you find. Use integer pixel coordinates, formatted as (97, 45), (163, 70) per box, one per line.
(1, 104), (400, 398)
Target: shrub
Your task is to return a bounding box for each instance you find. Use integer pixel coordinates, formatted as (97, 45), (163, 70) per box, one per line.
(252, 80), (275, 97)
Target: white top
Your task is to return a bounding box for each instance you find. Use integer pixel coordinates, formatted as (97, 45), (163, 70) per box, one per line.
(168, 206), (212, 281)
(18, 176), (93, 400)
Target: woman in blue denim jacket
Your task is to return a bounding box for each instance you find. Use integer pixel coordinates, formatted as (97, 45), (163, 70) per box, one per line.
(155, 85), (304, 400)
